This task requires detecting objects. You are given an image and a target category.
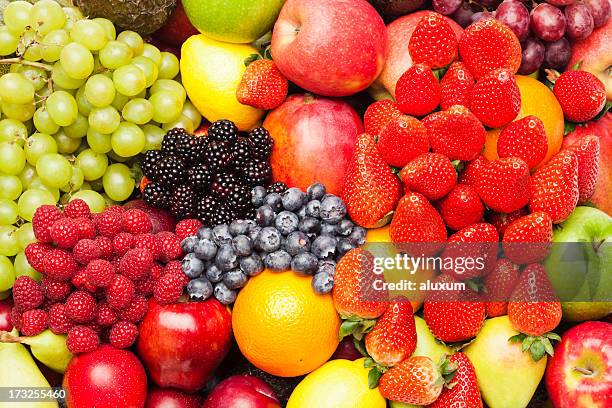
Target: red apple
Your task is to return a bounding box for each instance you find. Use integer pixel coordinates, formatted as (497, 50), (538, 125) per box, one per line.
(264, 94), (363, 195)
(145, 388), (201, 408)
(330, 336), (363, 361)
(271, 0), (387, 97)
(545, 321), (612, 407)
(153, 2), (199, 47)
(202, 375), (281, 408)
(136, 299), (232, 393)
(0, 298), (13, 332)
(63, 345), (147, 408)
(124, 199), (176, 233)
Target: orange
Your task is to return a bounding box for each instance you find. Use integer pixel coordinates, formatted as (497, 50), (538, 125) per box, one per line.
(483, 75), (564, 168)
(232, 270), (341, 377)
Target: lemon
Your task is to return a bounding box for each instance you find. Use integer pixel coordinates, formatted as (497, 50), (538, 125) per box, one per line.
(180, 35), (264, 131)
(287, 358), (386, 408)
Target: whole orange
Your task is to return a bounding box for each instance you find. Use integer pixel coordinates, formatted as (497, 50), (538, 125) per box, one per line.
(232, 270), (341, 377)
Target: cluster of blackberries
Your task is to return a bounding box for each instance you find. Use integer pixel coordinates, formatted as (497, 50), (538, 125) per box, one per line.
(141, 120), (275, 225)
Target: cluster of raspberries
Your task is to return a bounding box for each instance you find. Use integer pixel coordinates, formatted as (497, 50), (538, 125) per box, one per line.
(10, 199), (202, 354)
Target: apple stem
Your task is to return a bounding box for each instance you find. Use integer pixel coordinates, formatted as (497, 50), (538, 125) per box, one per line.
(573, 366), (594, 376)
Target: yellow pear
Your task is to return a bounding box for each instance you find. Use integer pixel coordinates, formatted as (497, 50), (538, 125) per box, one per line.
(0, 330), (72, 373)
(412, 316), (451, 363)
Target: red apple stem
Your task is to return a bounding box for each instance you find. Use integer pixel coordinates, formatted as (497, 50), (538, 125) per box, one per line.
(573, 366), (594, 376)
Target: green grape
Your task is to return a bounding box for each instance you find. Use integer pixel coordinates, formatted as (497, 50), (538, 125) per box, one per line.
(29, 177), (59, 201)
(88, 177), (104, 191)
(135, 88), (147, 99)
(142, 124), (165, 151)
(0, 142), (25, 175)
(86, 128), (111, 154)
(70, 19), (108, 51)
(0, 199), (18, 225)
(0, 175), (22, 200)
(60, 42), (94, 80)
(18, 164), (36, 188)
(17, 65), (48, 92)
(101, 193), (119, 208)
(0, 73), (35, 105)
(19, 27), (43, 62)
(181, 101), (202, 128)
(0, 225), (19, 257)
(25, 132), (57, 165)
(33, 107), (60, 135)
(89, 106), (120, 134)
(31, 0), (66, 36)
(75, 86), (93, 116)
(117, 30), (144, 55)
(0, 26), (19, 56)
(111, 122), (145, 157)
(122, 98), (153, 125)
(13, 251), (41, 281)
(60, 165), (83, 192)
(36, 153), (72, 188)
(103, 163), (135, 201)
(41, 29), (70, 62)
(111, 91), (130, 111)
(131, 56), (159, 87)
(62, 6), (84, 31)
(15, 223), (35, 249)
(150, 79), (187, 102)
(54, 129), (81, 153)
(158, 52), (180, 79)
(0, 255), (15, 292)
(70, 189), (105, 213)
(93, 18), (116, 41)
(0, 119), (28, 144)
(141, 44), (162, 66)
(113, 64), (147, 97)
(1, 101), (35, 122)
(99, 40), (133, 70)
(83, 74), (116, 108)
(51, 62), (86, 89)
(163, 115), (195, 133)
(149, 90), (183, 124)
(76, 148), (108, 181)
(46, 90), (78, 126)
(3, 1), (33, 35)
(63, 113), (88, 138)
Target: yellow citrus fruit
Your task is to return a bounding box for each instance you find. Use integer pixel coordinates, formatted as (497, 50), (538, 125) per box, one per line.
(232, 270), (341, 377)
(287, 358), (386, 408)
(484, 75), (564, 168)
(180, 34), (264, 131)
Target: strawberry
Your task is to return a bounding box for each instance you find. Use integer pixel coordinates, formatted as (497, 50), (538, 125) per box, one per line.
(408, 12), (458, 69)
(342, 133), (402, 228)
(502, 211), (553, 265)
(470, 68), (521, 128)
(563, 135), (600, 204)
(424, 105), (486, 161)
(553, 70), (606, 123)
(236, 59), (288, 110)
(475, 157), (531, 213)
(441, 223), (498, 280)
(486, 206), (529, 237)
(458, 155), (488, 186)
(484, 258), (521, 317)
(458, 18), (521, 79)
(395, 64), (441, 117)
(437, 184), (485, 231)
(399, 153), (457, 201)
(364, 100), (401, 136)
(497, 115), (548, 169)
(429, 353), (482, 408)
(377, 115), (429, 168)
(529, 150), (579, 223)
(508, 263), (562, 361)
(440, 61), (475, 110)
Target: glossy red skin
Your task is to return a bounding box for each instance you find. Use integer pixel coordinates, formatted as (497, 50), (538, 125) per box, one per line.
(330, 336), (363, 361)
(545, 321), (612, 407)
(153, 2), (199, 47)
(202, 375), (281, 408)
(145, 388), (201, 408)
(264, 94), (363, 196)
(63, 345), (147, 408)
(124, 199), (176, 233)
(0, 298), (13, 331)
(136, 299), (232, 393)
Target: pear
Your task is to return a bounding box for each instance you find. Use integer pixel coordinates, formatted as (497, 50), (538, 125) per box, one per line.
(464, 316), (546, 408)
(412, 316), (451, 363)
(0, 330), (71, 373)
(0, 329), (59, 408)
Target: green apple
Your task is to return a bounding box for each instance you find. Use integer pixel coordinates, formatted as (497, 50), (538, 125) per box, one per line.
(182, 0), (285, 43)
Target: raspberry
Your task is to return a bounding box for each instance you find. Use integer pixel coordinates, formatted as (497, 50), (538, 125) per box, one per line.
(66, 325), (99, 354)
(85, 259), (115, 287)
(50, 217), (80, 249)
(105, 275), (135, 310)
(133, 233), (162, 260)
(43, 249), (78, 282)
(174, 219), (203, 241)
(153, 272), (184, 305)
(74, 217), (96, 239)
(32, 205), (62, 243)
(20, 309), (48, 336)
(122, 209), (152, 235)
(95, 237), (113, 259)
(113, 232), (134, 256)
(105, 205), (125, 215)
(94, 211), (123, 238)
(96, 302), (118, 326)
(63, 199), (91, 219)
(109, 321), (139, 349)
(65, 291), (97, 323)
(119, 248), (153, 281)
(48, 303), (74, 334)
(12, 276), (44, 312)
(72, 239), (101, 265)
(135, 277), (155, 297)
(157, 231), (183, 262)
(71, 269), (97, 293)
(41, 278), (72, 302)
(164, 261), (190, 286)
(24, 242), (53, 272)
(150, 263), (164, 280)
(118, 296), (148, 323)
(10, 309), (22, 331)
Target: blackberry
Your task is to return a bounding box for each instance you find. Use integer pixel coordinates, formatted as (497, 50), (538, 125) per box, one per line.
(239, 159), (272, 187)
(161, 128), (190, 156)
(248, 127), (274, 159)
(230, 138), (253, 168)
(204, 140), (233, 170)
(226, 184), (251, 217)
(141, 150), (164, 181)
(267, 182), (288, 194)
(143, 183), (170, 208)
(169, 184), (196, 219)
(155, 155), (187, 187)
(188, 163), (213, 191)
(208, 119), (238, 143)
(211, 173), (241, 200)
(197, 195), (235, 226)
(177, 134), (208, 163)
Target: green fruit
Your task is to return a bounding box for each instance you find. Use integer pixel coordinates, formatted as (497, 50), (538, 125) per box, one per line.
(7, 330), (72, 373)
(412, 316), (451, 362)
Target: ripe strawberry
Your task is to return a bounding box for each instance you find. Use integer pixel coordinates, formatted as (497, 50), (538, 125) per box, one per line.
(20, 309), (48, 336)
(65, 291), (98, 323)
(440, 61), (475, 110)
(395, 64), (441, 117)
(553, 70), (606, 123)
(437, 184), (485, 230)
(74, 217), (96, 239)
(122, 209), (152, 235)
(85, 259), (115, 288)
(41, 278), (72, 302)
(63, 199), (91, 219)
(475, 157), (531, 213)
(109, 321), (139, 349)
(364, 100), (401, 136)
(48, 303), (74, 334)
(24, 242), (53, 271)
(497, 115), (548, 169)
(94, 211), (123, 238)
(441, 223), (499, 280)
(424, 105), (486, 161)
(408, 12), (458, 68)
(66, 325), (99, 354)
(458, 155), (488, 186)
(32, 205), (62, 243)
(377, 115), (429, 168)
(342, 133), (402, 228)
(470, 68), (521, 128)
(430, 353), (482, 408)
(379, 356), (448, 405)
(236, 59), (288, 110)
(486, 207), (529, 237)
(105, 274), (135, 310)
(153, 272), (185, 305)
(72, 239), (101, 265)
(563, 135), (600, 204)
(458, 18), (521, 79)
(483, 259), (521, 318)
(50, 217), (80, 249)
(96, 302), (118, 327)
(502, 212), (553, 264)
(43, 249), (78, 282)
(529, 150), (579, 223)
(389, 192), (447, 256)
(174, 219), (203, 241)
(399, 153), (457, 200)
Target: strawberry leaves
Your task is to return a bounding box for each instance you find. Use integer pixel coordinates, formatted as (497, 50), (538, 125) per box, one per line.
(509, 332), (561, 361)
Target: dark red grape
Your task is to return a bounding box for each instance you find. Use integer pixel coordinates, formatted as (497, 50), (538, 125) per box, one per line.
(565, 2), (594, 40)
(545, 0), (575, 5)
(480, 0), (502, 7)
(544, 37), (571, 69)
(472, 11), (495, 23)
(433, 0), (464, 15)
(451, 3), (476, 27)
(584, 0), (611, 27)
(531, 3), (567, 41)
(496, 0), (531, 40)
(518, 37), (545, 74)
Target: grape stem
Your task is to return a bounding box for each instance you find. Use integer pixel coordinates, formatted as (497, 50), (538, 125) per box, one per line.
(0, 57), (53, 71)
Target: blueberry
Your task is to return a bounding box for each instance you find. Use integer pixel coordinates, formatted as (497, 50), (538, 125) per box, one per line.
(298, 217), (321, 234)
(213, 224), (232, 246)
(213, 282), (237, 305)
(336, 238), (355, 259)
(335, 219), (354, 236)
(182, 253), (205, 278)
(297, 205), (307, 219)
(205, 263), (223, 283)
(248, 225), (262, 241)
(284, 231), (311, 256)
(312, 272), (334, 294)
(263, 193), (283, 212)
(229, 219), (250, 236)
(281, 187), (306, 211)
(311, 235), (338, 259)
(251, 186), (267, 207)
(307, 183), (326, 201)
(197, 227), (213, 240)
(320, 223), (337, 236)
(319, 196), (347, 224)
(215, 244), (238, 271)
(187, 278), (213, 300)
(180, 236), (198, 253)
(255, 227), (282, 253)
(348, 226), (367, 246)
(255, 205), (275, 227)
(291, 252), (319, 275)
(239, 254), (264, 276)
(264, 250), (292, 271)
(318, 259), (336, 276)
(194, 238), (217, 261)
(232, 235), (252, 257)
(244, 219), (257, 231)
(274, 211), (299, 235)
(304, 200), (321, 218)
(223, 270), (248, 289)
